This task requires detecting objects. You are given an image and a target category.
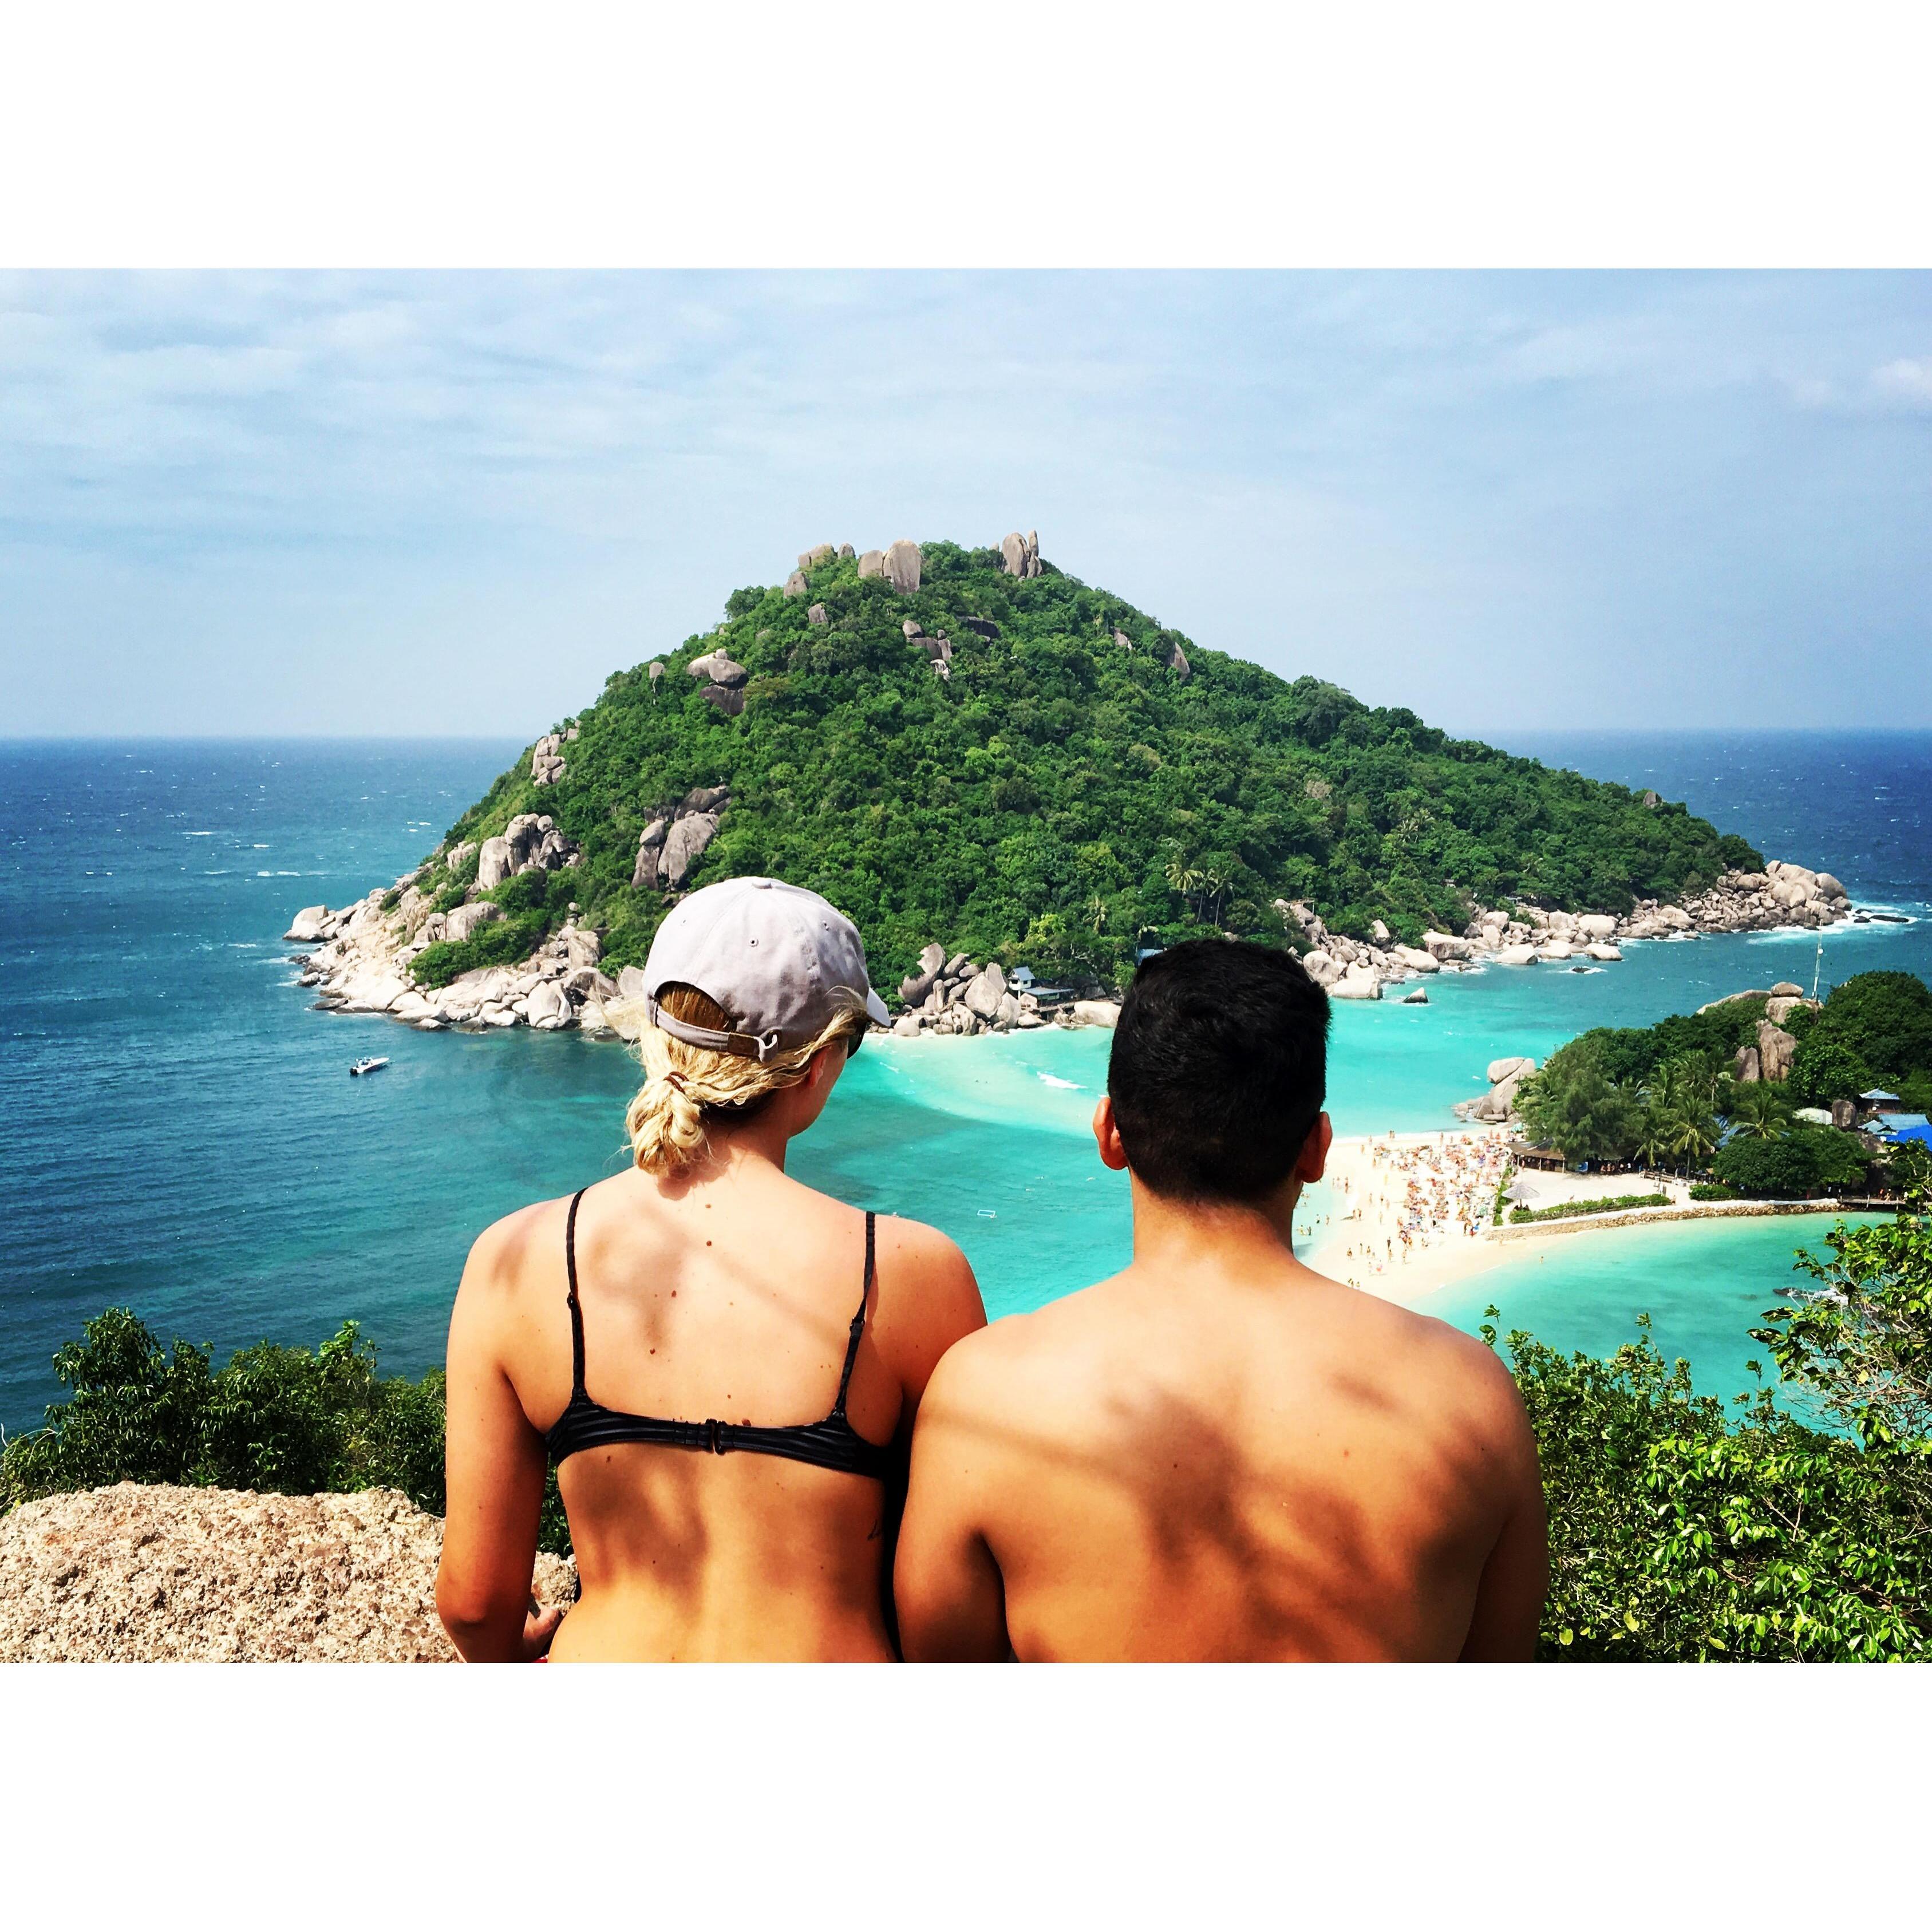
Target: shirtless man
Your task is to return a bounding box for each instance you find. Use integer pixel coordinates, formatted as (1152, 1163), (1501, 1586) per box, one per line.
(894, 938), (1546, 1662)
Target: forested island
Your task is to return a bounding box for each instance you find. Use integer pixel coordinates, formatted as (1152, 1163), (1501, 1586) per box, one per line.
(280, 533), (1832, 1033)
(1513, 969), (1932, 1198)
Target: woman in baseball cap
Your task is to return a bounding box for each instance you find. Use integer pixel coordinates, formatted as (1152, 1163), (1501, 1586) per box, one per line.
(437, 876), (986, 1662)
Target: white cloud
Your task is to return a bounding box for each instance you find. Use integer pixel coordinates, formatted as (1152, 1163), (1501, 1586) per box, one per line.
(1, 271), (1929, 734)
(1872, 356), (1932, 407)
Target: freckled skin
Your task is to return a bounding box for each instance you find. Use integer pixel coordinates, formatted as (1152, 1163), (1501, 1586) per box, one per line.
(895, 1104), (1547, 1663)
(436, 1044), (986, 1661)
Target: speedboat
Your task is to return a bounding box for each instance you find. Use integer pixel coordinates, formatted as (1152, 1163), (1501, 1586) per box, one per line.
(349, 1056), (390, 1077)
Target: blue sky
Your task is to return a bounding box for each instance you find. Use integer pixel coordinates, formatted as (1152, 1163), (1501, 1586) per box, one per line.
(2, 271), (1927, 738)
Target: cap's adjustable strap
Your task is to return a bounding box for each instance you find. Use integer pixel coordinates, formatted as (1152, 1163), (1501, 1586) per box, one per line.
(643, 994), (783, 1062)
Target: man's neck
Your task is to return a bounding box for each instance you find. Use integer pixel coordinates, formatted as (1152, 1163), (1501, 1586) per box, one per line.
(1127, 1178), (1305, 1278)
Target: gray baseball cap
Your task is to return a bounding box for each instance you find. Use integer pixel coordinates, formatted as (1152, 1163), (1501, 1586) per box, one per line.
(641, 875), (890, 1061)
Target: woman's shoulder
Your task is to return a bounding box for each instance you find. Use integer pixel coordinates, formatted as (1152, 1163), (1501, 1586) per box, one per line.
(872, 1210), (974, 1286)
(869, 1211), (985, 1360)
(458, 1190), (579, 1302)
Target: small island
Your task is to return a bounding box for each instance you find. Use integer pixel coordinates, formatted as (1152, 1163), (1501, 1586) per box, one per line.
(286, 532), (1860, 1038)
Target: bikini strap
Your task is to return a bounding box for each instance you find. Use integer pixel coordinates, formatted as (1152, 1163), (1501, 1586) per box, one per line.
(832, 1211), (874, 1418)
(564, 1188), (588, 1398)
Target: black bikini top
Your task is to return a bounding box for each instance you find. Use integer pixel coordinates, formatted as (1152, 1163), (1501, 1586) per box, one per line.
(544, 1191), (894, 1483)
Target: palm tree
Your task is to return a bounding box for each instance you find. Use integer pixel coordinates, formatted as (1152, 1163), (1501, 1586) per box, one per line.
(1164, 852), (1205, 917)
(1634, 1107), (1677, 1173)
(1084, 894), (1109, 935)
(1728, 1081), (1793, 1140)
(1664, 1103), (1720, 1172)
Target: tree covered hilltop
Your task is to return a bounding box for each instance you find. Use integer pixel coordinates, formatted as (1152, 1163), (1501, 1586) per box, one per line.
(305, 535), (1767, 1002)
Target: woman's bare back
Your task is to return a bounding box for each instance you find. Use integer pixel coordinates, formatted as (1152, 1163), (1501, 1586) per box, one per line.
(443, 1159), (984, 1661)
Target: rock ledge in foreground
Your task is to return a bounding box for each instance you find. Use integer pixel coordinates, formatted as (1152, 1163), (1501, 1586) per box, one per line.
(0, 1483), (576, 1663)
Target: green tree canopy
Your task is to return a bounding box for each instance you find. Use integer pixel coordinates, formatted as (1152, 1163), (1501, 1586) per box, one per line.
(398, 541), (1762, 991)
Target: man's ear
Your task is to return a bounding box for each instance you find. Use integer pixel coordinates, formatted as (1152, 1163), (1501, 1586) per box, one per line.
(1093, 1095), (1131, 1172)
(1295, 1112), (1333, 1184)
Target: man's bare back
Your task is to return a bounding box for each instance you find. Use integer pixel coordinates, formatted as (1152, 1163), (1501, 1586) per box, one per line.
(896, 1220), (1544, 1660)
(894, 939), (1546, 1662)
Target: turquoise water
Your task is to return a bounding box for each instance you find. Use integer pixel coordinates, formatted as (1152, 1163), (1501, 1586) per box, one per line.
(1428, 1214), (1878, 1403)
(4, 733), (1931, 1431)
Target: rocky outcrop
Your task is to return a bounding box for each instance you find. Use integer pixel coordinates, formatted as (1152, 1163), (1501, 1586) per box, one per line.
(531, 732), (567, 787)
(660, 812), (720, 888)
(629, 787), (731, 892)
(798, 543), (835, 569)
(857, 549), (886, 579)
(1001, 530), (1041, 579)
(0, 1483), (577, 1662)
(1453, 1055), (1540, 1124)
(442, 901), (503, 943)
(647, 661), (665, 694)
(963, 961), (1008, 1019)
(689, 651), (748, 688)
(476, 836), (512, 891)
(880, 943), (1054, 1037)
(884, 540), (922, 594)
(702, 685), (746, 717)
(477, 813), (578, 891)
(285, 905), (329, 942)
(633, 817), (669, 888)
(1756, 1019), (1799, 1083)
(807, 603), (828, 627)
(1677, 861), (1850, 934)
(526, 979), (571, 1030)
(295, 789), (653, 1036)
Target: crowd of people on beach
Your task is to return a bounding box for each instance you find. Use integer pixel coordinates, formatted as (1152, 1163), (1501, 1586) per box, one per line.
(1311, 1129), (1514, 1287)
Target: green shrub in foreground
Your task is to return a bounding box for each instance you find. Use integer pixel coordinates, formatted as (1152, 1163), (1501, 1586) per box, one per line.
(1506, 1314), (1926, 1658)
(0, 1310), (443, 1515)
(0, 1308), (573, 1554)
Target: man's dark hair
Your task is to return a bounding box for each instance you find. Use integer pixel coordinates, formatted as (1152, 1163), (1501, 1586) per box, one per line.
(1107, 939), (1330, 1202)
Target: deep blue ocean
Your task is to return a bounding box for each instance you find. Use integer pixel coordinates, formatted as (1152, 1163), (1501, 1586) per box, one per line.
(4, 731), (1931, 1435)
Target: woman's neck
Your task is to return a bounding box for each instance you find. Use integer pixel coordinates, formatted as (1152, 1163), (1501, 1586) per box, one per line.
(693, 1110), (794, 1177)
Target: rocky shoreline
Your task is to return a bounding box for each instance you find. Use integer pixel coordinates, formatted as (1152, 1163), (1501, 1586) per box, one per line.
(1277, 858), (1866, 1006)
(289, 839), (1870, 1042)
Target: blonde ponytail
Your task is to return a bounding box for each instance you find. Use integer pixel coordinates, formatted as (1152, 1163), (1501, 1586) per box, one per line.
(618, 982), (867, 1176)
